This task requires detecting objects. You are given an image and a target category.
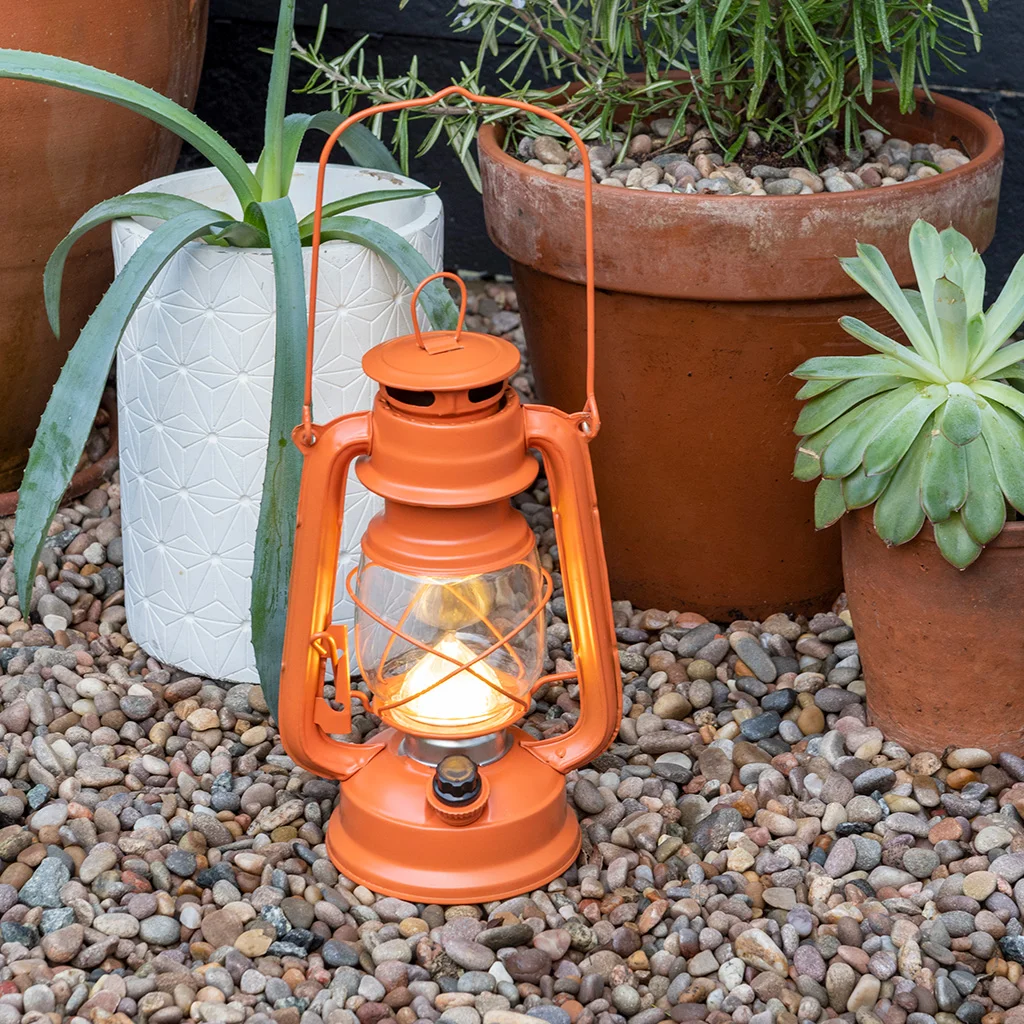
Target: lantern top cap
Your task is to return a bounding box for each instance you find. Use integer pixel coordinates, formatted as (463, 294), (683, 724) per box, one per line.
(362, 330), (521, 393)
(363, 271), (521, 393)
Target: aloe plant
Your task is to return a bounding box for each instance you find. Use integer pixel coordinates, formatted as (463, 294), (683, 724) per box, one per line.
(793, 219), (1024, 570)
(2, 0), (459, 717)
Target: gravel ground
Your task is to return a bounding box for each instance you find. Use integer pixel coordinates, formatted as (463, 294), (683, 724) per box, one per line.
(518, 125), (971, 195)
(0, 284), (1022, 1024)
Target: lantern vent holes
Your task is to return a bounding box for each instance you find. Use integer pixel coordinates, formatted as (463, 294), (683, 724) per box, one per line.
(468, 382), (504, 404)
(385, 383), (504, 407)
(386, 386), (435, 407)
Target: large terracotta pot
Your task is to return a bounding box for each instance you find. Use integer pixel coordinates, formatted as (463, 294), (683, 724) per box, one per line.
(0, 0), (209, 491)
(479, 87), (1004, 619)
(842, 507), (1024, 755)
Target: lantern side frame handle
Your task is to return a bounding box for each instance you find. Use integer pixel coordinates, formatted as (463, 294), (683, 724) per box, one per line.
(521, 404), (620, 774)
(279, 411), (387, 780)
(302, 87), (599, 445)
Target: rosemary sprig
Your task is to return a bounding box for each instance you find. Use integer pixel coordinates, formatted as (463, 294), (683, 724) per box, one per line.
(294, 0), (990, 186)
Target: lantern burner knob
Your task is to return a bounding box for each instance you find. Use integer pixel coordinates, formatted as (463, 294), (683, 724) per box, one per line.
(433, 755), (482, 806)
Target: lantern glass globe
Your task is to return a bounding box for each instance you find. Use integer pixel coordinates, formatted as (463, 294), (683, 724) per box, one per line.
(352, 551), (547, 736)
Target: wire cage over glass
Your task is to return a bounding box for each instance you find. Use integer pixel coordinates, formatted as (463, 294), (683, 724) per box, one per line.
(348, 551), (550, 737)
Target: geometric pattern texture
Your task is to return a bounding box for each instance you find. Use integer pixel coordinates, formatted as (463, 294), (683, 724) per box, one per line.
(112, 164), (444, 683)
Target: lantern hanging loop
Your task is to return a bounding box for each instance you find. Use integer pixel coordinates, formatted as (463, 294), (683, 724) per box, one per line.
(301, 86), (599, 445)
(411, 271), (468, 354)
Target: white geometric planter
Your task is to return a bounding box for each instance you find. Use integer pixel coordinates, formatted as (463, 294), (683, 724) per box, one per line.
(112, 163), (444, 683)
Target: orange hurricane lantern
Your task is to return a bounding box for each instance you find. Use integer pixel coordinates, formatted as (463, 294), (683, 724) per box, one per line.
(278, 89), (620, 903)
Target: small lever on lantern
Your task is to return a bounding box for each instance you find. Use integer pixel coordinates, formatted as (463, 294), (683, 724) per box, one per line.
(309, 625), (372, 735)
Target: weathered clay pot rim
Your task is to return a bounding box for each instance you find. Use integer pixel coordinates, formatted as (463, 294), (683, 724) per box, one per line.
(479, 84), (1003, 302)
(479, 84), (1003, 205)
(851, 504), (1024, 550)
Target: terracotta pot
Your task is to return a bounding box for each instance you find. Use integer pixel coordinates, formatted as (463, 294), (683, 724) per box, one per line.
(842, 507), (1024, 754)
(0, 0), (208, 491)
(479, 86), (1004, 619)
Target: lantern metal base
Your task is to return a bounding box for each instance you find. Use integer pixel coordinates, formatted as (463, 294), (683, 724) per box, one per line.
(325, 726), (580, 903)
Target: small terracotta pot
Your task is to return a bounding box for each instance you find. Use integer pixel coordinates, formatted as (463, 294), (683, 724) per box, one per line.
(479, 86), (1004, 619)
(842, 506), (1024, 755)
(0, 0), (208, 492)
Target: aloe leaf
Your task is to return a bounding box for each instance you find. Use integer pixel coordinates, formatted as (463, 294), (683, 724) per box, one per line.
(873, 418), (932, 546)
(814, 477), (846, 529)
(0, 50), (258, 208)
(838, 316), (944, 382)
(939, 384), (983, 446)
(794, 375), (904, 436)
(862, 384), (948, 476)
(306, 110), (402, 172)
(933, 512), (983, 568)
(841, 244), (939, 362)
(261, 0), (296, 200)
(14, 208), (231, 609)
(842, 465), (894, 509)
(962, 436), (1006, 545)
(297, 187), (435, 238)
(250, 198), (306, 722)
(791, 353), (915, 380)
(933, 277), (969, 381)
(820, 383), (920, 479)
(261, 114), (310, 192)
(259, 111), (404, 197)
(319, 215), (459, 330)
(979, 400), (1024, 514)
(921, 430), (968, 522)
(796, 379), (842, 400)
(908, 219), (946, 341)
(975, 249), (1024, 368)
(44, 193), (227, 338)
(211, 222), (270, 248)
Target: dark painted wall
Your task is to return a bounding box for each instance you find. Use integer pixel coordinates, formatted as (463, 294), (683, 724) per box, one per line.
(186, 1), (1024, 287)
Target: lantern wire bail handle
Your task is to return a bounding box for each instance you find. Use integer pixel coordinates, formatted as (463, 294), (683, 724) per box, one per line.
(410, 271), (468, 355)
(301, 86), (599, 446)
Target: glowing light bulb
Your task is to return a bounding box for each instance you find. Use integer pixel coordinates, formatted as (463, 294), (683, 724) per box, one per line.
(412, 576), (495, 630)
(396, 633), (505, 728)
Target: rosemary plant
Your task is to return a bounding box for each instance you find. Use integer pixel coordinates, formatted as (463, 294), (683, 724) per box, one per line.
(294, 0), (990, 180)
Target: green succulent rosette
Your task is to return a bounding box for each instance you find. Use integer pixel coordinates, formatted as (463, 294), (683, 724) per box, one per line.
(793, 219), (1024, 569)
